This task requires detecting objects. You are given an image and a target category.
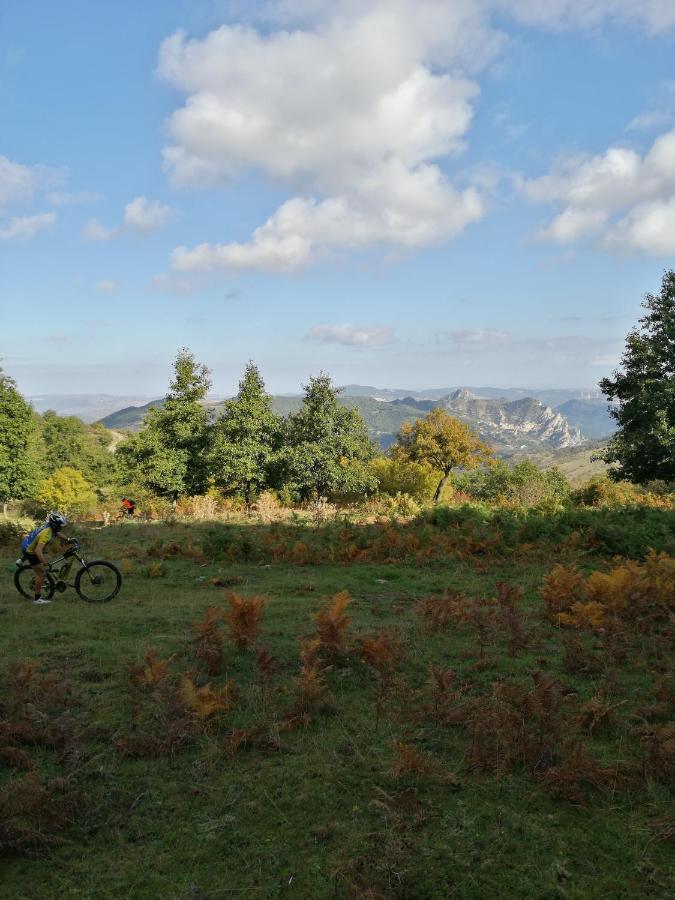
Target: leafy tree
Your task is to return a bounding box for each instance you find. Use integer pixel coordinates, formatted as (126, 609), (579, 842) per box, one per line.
(211, 363), (281, 504)
(116, 349), (212, 505)
(279, 373), (376, 500)
(394, 408), (493, 503)
(40, 411), (113, 486)
(0, 367), (41, 513)
(35, 466), (97, 515)
(600, 271), (675, 483)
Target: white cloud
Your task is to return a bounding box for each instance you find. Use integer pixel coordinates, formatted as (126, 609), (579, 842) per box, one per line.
(305, 324), (396, 347)
(525, 127), (675, 254)
(493, 0), (675, 32)
(83, 219), (116, 241)
(161, 1), (675, 272)
(124, 196), (173, 232)
(0, 156), (37, 210)
(95, 280), (119, 294)
(0, 212), (56, 241)
(83, 196), (173, 241)
(0, 156), (64, 213)
(260, 0), (675, 36)
(160, 5), (486, 272)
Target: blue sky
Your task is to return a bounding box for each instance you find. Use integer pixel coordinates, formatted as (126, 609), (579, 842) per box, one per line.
(1, 0), (674, 397)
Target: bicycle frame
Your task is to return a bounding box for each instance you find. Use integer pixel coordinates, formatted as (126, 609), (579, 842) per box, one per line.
(48, 549), (89, 588)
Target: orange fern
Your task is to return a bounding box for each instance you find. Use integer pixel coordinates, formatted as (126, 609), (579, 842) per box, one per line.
(224, 592), (267, 651)
(314, 590), (351, 657)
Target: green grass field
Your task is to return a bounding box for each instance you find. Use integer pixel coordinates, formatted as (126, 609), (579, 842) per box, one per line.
(1, 518), (673, 899)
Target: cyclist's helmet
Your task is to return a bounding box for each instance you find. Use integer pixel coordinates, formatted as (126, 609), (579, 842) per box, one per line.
(47, 511), (67, 531)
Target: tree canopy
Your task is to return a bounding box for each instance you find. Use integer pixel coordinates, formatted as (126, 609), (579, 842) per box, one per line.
(211, 363), (281, 503)
(600, 270), (675, 483)
(117, 349), (213, 504)
(0, 367), (41, 508)
(394, 407), (493, 503)
(280, 373), (376, 500)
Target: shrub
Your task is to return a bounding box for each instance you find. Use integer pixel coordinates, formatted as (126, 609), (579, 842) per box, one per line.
(458, 461), (570, 508)
(34, 467), (97, 516)
(369, 456), (437, 503)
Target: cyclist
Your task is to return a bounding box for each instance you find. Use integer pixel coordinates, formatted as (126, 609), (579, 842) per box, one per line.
(20, 512), (74, 605)
(121, 497), (136, 518)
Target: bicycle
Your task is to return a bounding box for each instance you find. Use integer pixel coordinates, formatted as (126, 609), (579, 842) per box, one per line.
(14, 539), (122, 603)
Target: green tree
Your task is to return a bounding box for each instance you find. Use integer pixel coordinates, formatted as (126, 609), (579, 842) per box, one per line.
(600, 271), (675, 483)
(279, 373), (376, 500)
(211, 363), (281, 504)
(116, 349), (213, 505)
(394, 408), (493, 503)
(0, 367), (41, 514)
(35, 466), (97, 515)
(40, 411), (113, 486)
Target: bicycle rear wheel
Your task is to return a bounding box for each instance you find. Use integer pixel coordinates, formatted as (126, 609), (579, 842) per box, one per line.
(14, 566), (55, 601)
(75, 560), (122, 603)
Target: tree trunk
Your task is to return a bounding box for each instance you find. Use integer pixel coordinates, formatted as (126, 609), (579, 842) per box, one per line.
(433, 471), (451, 505)
(2, 502), (7, 519)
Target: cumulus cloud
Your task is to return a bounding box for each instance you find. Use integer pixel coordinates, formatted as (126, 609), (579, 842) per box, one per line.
(525, 127), (675, 254)
(0, 155), (65, 214)
(124, 196), (173, 232)
(261, 0), (675, 37)
(160, 1), (675, 272)
(83, 219), (116, 241)
(83, 196), (174, 241)
(305, 324), (396, 347)
(160, 4), (487, 272)
(0, 212), (56, 241)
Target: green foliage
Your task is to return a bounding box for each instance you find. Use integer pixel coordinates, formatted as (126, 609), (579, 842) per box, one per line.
(116, 349), (212, 504)
(39, 410), (113, 486)
(394, 407), (494, 503)
(35, 466), (97, 515)
(457, 460), (570, 508)
(277, 373), (377, 500)
(600, 270), (675, 483)
(369, 455), (437, 503)
(0, 368), (41, 504)
(211, 363), (281, 503)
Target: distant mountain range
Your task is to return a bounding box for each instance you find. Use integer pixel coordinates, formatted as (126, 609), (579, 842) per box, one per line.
(28, 394), (156, 422)
(94, 385), (616, 454)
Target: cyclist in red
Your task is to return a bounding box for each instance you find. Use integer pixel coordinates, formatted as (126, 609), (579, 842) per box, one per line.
(122, 497), (136, 518)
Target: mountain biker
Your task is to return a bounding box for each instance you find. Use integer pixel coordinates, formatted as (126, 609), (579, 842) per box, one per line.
(121, 497), (136, 518)
(20, 512), (74, 605)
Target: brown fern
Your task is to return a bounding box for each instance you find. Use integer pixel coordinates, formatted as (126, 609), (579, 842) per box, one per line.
(224, 592), (267, 651)
(191, 607), (225, 675)
(314, 590), (351, 657)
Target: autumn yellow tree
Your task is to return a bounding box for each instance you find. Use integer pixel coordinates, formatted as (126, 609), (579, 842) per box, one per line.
(394, 408), (493, 503)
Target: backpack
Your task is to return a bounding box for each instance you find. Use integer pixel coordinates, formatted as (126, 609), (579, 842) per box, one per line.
(21, 524), (49, 552)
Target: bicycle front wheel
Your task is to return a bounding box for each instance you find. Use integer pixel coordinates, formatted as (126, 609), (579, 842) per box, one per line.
(75, 561), (122, 603)
(14, 566), (55, 601)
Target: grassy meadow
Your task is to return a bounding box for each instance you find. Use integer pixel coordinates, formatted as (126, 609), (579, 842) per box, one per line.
(1, 510), (673, 899)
